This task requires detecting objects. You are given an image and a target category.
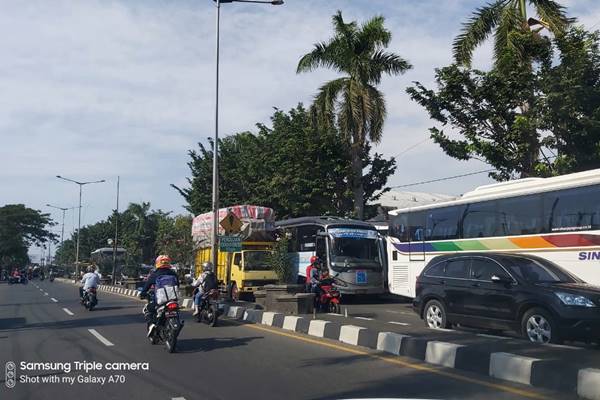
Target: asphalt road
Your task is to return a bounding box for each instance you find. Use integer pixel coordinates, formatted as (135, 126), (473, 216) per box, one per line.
(0, 280), (575, 400)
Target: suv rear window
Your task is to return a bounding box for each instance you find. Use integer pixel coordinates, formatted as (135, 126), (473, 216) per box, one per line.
(445, 259), (469, 279)
(423, 261), (445, 277)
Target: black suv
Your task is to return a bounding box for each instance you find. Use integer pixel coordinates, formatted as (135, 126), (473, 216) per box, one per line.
(413, 252), (600, 344)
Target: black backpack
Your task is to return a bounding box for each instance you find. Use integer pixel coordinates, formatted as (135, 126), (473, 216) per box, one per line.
(202, 272), (218, 291)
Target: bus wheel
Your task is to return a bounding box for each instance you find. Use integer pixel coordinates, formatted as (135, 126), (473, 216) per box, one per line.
(228, 283), (239, 302)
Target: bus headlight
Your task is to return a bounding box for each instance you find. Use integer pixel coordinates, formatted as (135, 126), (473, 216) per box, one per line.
(555, 292), (596, 307)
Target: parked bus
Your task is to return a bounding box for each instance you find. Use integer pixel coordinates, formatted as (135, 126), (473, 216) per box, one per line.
(387, 168), (600, 298)
(276, 216), (385, 295)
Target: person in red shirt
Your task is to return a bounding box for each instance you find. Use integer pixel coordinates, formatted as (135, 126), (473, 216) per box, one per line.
(305, 256), (319, 292)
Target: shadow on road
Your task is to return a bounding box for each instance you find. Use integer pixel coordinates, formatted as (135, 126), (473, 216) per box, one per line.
(176, 335), (263, 353)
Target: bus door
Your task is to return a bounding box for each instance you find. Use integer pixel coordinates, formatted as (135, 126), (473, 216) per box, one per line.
(409, 211), (425, 262)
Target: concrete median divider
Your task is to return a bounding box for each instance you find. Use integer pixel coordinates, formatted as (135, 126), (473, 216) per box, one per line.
(216, 301), (600, 400)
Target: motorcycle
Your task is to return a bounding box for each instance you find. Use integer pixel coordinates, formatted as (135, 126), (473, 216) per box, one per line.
(142, 289), (183, 353)
(194, 288), (219, 327)
(39, 273), (45, 281)
(49, 275), (55, 282)
(317, 277), (341, 314)
(81, 288), (98, 311)
(20, 275), (28, 285)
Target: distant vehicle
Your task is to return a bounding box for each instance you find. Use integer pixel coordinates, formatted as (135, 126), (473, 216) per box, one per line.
(276, 216), (385, 295)
(387, 168), (600, 298)
(413, 253), (600, 344)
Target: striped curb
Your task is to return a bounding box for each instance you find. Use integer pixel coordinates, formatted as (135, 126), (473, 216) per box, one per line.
(218, 303), (599, 400)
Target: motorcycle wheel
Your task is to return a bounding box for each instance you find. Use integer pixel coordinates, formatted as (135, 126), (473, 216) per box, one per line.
(165, 320), (178, 353)
(329, 302), (340, 314)
(207, 304), (218, 327)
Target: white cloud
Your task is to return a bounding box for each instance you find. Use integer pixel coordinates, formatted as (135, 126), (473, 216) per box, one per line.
(1, 1), (598, 262)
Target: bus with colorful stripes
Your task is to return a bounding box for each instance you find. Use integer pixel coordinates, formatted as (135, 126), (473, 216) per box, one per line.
(386, 168), (600, 298)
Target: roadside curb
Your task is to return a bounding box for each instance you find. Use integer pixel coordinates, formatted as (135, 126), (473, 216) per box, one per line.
(217, 303), (600, 400)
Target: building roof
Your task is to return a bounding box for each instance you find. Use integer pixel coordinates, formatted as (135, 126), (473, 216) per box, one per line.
(374, 190), (456, 210)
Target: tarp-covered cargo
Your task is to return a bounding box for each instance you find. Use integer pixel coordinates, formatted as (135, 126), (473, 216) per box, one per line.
(192, 205), (275, 247)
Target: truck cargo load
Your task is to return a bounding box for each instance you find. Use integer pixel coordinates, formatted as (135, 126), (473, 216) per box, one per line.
(192, 205), (275, 246)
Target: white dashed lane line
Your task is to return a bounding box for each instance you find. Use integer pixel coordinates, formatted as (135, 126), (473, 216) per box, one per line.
(354, 317), (373, 321)
(51, 298), (58, 303)
(62, 308), (74, 316)
(388, 321), (411, 326)
(44, 292), (49, 296)
(88, 329), (114, 347)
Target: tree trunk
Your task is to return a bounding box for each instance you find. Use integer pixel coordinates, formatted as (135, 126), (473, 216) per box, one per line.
(351, 144), (364, 220)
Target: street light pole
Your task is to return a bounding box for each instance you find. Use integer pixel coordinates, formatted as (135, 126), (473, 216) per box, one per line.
(111, 176), (120, 285)
(210, 0), (284, 268)
(56, 176), (105, 279)
(211, 0), (221, 268)
(46, 204), (77, 268)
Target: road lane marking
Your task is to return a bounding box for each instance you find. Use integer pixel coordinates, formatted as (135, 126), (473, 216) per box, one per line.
(244, 323), (548, 400)
(388, 321), (410, 326)
(88, 329), (115, 347)
(44, 292), (48, 296)
(62, 308), (74, 316)
(326, 313), (343, 316)
(172, 398), (186, 400)
(51, 298), (58, 303)
(428, 327), (456, 333)
(354, 317), (373, 321)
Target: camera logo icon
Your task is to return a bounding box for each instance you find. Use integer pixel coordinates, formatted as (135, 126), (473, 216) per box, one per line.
(5, 362), (16, 388)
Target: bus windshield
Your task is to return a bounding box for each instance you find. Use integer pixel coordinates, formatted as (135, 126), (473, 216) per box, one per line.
(243, 251), (272, 271)
(328, 228), (381, 271)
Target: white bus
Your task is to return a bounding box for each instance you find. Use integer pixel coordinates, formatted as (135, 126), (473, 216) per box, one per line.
(387, 168), (600, 298)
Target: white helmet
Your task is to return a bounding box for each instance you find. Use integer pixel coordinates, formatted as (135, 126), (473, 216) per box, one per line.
(202, 262), (214, 273)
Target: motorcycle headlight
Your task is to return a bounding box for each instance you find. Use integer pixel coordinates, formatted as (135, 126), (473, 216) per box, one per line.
(555, 292), (596, 307)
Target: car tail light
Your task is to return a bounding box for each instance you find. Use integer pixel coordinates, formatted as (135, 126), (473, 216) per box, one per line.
(166, 302), (178, 311)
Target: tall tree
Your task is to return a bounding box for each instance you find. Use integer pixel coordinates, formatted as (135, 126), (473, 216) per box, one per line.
(296, 11), (410, 219)
(453, 0), (572, 67)
(173, 105), (396, 219)
(0, 204), (57, 267)
(408, 26), (600, 180)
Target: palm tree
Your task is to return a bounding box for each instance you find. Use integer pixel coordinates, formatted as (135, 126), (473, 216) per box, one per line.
(297, 11), (411, 219)
(453, 0), (573, 67)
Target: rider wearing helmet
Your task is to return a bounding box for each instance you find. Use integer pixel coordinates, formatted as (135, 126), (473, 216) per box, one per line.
(80, 265), (100, 300)
(140, 255), (178, 298)
(191, 261), (218, 316)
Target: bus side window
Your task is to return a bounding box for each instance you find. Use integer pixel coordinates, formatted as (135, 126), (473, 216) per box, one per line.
(316, 235), (326, 260)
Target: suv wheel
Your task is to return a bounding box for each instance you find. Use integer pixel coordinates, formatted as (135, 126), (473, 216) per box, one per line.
(424, 300), (449, 329)
(521, 308), (561, 344)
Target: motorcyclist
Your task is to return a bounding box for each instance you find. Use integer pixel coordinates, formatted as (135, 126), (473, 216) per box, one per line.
(191, 262), (218, 316)
(309, 260), (323, 309)
(80, 266), (100, 300)
(305, 256), (320, 293)
(139, 255), (178, 335)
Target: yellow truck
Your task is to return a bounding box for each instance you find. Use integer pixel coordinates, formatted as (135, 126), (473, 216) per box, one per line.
(195, 241), (277, 300)
(192, 205), (278, 300)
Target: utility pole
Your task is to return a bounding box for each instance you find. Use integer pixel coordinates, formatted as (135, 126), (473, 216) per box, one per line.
(112, 176), (120, 285)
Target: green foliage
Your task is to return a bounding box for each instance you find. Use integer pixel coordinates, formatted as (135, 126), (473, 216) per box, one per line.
(0, 204), (57, 267)
(54, 202), (177, 272)
(408, 26), (600, 180)
(297, 11), (410, 219)
(156, 215), (194, 268)
(453, 0), (572, 67)
(268, 236), (293, 284)
(173, 105), (396, 219)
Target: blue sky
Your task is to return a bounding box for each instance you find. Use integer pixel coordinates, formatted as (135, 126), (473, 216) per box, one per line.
(1, 0), (599, 260)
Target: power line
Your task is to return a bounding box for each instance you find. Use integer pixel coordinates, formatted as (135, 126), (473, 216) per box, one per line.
(390, 168), (496, 189)
(392, 137), (430, 159)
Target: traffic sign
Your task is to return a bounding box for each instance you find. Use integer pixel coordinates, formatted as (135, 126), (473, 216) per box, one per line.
(219, 235), (242, 252)
(220, 211), (243, 234)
